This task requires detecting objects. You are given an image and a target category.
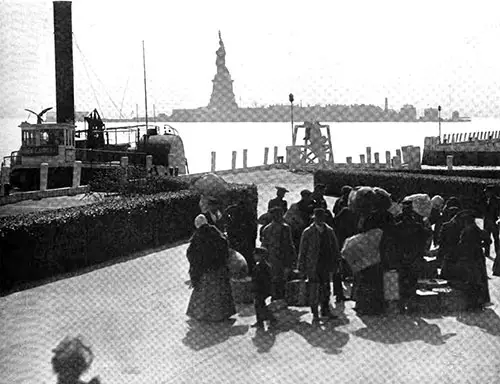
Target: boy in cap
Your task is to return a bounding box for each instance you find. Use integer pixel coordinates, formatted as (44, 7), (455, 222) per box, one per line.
(268, 186), (289, 214)
(298, 208), (340, 321)
(252, 247), (278, 328)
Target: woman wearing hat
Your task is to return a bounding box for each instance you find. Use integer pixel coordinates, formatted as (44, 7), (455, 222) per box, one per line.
(268, 186), (289, 214)
(186, 214), (236, 322)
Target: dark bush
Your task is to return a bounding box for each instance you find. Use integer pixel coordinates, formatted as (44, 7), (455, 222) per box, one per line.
(314, 169), (500, 210)
(0, 183), (257, 293)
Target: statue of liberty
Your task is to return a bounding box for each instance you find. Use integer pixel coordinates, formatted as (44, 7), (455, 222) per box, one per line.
(215, 31), (230, 76)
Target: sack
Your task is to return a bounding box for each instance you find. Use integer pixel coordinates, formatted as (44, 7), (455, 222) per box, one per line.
(285, 279), (309, 307)
(227, 248), (248, 278)
(193, 173), (229, 196)
(342, 229), (383, 273)
(403, 194), (432, 218)
(383, 270), (400, 301)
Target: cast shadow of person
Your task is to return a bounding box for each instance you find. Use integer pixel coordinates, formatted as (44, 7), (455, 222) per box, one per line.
(457, 308), (500, 336)
(183, 319), (249, 351)
(354, 314), (456, 345)
(251, 308), (309, 353)
(293, 319), (350, 355)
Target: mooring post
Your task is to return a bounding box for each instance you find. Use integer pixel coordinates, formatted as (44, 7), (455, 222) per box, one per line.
(40, 163), (49, 191)
(274, 146), (278, 164)
(366, 147), (372, 164)
(374, 152), (380, 166)
(385, 151), (391, 167)
(211, 151), (216, 172)
(360, 154), (365, 165)
(145, 155), (153, 174)
(72, 161), (82, 187)
(232, 151), (237, 170)
(264, 147), (269, 165)
(393, 156), (401, 169)
(447, 155), (453, 170)
(346, 157), (352, 167)
(243, 149), (248, 169)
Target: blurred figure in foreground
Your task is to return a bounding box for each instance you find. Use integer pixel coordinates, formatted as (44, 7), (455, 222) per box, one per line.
(52, 336), (100, 384)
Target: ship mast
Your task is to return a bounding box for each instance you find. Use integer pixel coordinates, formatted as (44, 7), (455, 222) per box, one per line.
(143, 40), (149, 131)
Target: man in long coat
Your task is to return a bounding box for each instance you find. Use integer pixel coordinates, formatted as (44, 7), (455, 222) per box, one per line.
(298, 208), (340, 321)
(261, 206), (297, 301)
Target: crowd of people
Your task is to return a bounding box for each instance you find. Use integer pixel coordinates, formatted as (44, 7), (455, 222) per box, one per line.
(185, 182), (500, 327)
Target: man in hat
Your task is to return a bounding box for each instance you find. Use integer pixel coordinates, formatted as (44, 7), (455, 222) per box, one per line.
(268, 186), (289, 214)
(297, 208), (340, 321)
(332, 185), (353, 216)
(311, 184), (328, 211)
(261, 206), (297, 303)
(482, 185), (500, 268)
(202, 196), (225, 232)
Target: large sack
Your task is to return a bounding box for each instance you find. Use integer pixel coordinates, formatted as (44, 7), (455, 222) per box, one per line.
(227, 248), (248, 278)
(192, 173), (229, 196)
(373, 187), (392, 211)
(403, 194), (432, 218)
(341, 229), (383, 273)
(348, 186), (377, 214)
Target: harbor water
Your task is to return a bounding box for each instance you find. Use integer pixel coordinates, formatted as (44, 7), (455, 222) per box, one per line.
(1, 117), (499, 175)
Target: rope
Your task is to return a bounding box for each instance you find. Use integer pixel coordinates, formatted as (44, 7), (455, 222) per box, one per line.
(73, 33), (125, 119)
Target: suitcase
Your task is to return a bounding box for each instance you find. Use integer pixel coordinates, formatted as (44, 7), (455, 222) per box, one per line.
(435, 287), (468, 313)
(383, 270), (400, 301)
(285, 279), (309, 307)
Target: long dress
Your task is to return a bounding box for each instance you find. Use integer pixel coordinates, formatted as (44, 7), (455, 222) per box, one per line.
(455, 224), (491, 309)
(186, 224), (236, 322)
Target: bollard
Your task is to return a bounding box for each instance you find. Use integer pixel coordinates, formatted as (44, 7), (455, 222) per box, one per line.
(211, 151), (216, 172)
(346, 157), (353, 167)
(366, 147), (372, 164)
(360, 154), (365, 164)
(274, 146), (278, 164)
(120, 156), (128, 168)
(385, 151), (391, 166)
(264, 147), (269, 165)
(393, 156), (401, 169)
(374, 152), (380, 164)
(396, 149), (401, 159)
(446, 155), (453, 170)
(243, 149), (248, 169)
(232, 151), (237, 170)
(146, 155), (153, 174)
(72, 161), (82, 187)
(40, 163), (49, 191)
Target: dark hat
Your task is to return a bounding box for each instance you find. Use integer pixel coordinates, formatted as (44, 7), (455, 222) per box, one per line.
(314, 183), (326, 190)
(312, 208), (326, 218)
(300, 189), (312, 197)
(254, 247), (269, 256)
(341, 185), (353, 194)
(275, 186), (289, 193)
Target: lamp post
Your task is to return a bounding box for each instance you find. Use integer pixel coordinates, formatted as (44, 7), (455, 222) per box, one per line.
(289, 93), (294, 144)
(438, 105), (442, 142)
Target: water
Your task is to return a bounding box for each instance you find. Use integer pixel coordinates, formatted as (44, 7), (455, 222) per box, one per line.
(1, 117), (499, 174)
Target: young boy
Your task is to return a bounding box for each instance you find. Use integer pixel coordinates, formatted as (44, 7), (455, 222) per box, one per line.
(252, 247), (278, 328)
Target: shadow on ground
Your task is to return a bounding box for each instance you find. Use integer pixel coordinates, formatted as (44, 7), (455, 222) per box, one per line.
(182, 319), (249, 351)
(457, 308), (500, 336)
(354, 314), (457, 345)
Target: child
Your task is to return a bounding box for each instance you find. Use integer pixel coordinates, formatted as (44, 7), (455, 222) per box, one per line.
(252, 247), (278, 328)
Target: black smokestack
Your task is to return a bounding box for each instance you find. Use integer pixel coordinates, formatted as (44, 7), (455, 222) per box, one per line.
(53, 1), (75, 124)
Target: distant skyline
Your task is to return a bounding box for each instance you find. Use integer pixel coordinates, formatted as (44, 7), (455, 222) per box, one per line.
(1, 0), (500, 119)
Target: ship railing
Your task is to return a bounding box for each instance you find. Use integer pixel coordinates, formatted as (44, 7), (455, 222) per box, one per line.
(2, 151), (21, 168)
(75, 148), (149, 166)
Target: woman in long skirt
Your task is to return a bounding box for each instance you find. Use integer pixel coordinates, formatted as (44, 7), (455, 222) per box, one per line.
(186, 215), (236, 321)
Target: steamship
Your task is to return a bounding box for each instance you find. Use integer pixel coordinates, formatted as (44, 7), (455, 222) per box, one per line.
(2, 1), (188, 191)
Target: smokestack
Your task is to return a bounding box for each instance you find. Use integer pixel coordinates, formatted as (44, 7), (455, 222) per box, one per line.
(53, 1), (75, 124)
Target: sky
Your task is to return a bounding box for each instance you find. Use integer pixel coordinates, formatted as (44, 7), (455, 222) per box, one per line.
(1, 0), (500, 118)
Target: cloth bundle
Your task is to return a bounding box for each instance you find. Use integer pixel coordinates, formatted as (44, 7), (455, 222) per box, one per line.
(403, 193), (432, 218)
(341, 229), (383, 273)
(227, 248), (248, 278)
